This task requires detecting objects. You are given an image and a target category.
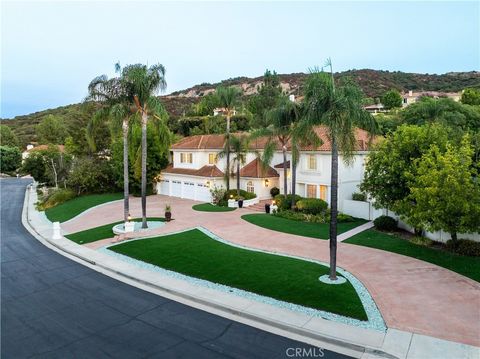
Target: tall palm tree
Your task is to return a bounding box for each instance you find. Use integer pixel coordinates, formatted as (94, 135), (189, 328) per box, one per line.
(86, 74), (133, 223)
(252, 98), (299, 196)
(118, 64), (167, 228)
(218, 135), (249, 197)
(216, 86), (241, 191)
(304, 59), (376, 280)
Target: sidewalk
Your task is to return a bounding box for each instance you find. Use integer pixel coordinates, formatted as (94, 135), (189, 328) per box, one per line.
(24, 186), (480, 359)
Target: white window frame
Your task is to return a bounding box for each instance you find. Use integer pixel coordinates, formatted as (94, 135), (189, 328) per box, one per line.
(180, 152), (193, 163)
(208, 153), (217, 165)
(307, 154), (317, 170)
(246, 181), (255, 193)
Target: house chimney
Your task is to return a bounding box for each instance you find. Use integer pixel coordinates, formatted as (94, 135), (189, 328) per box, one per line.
(408, 90), (413, 97)
(289, 94), (295, 102)
(26, 144), (34, 151)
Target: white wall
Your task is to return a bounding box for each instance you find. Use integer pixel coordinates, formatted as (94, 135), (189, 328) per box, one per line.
(342, 200), (384, 220)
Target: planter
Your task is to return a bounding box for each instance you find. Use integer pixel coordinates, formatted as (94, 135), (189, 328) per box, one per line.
(165, 212), (172, 222)
(265, 204), (271, 214)
(238, 200), (244, 208)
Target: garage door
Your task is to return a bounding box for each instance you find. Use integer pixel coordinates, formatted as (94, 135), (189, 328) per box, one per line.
(183, 181), (195, 199)
(171, 180), (181, 197)
(196, 183), (212, 202)
(159, 180), (169, 195)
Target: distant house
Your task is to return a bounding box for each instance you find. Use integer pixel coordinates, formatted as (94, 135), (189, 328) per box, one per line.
(363, 103), (386, 114)
(213, 107), (237, 116)
(22, 144), (65, 161)
(401, 90), (461, 107)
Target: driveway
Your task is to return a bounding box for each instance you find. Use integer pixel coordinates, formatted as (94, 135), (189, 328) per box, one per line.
(63, 194), (480, 347)
(1, 179), (351, 358)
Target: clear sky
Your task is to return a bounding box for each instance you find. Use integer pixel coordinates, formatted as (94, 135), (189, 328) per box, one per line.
(1, 1), (479, 118)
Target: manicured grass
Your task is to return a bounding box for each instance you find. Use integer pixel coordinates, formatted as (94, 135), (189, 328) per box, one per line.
(344, 229), (480, 283)
(192, 203), (236, 212)
(65, 217), (164, 244)
(241, 214), (366, 240)
(110, 229), (368, 320)
(45, 193), (123, 222)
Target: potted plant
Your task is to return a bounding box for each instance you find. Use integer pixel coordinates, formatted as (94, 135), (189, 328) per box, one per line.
(165, 204), (172, 222)
(236, 196), (244, 208)
(265, 203), (271, 213)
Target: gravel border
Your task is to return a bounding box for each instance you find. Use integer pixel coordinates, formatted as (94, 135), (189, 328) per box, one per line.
(100, 226), (386, 332)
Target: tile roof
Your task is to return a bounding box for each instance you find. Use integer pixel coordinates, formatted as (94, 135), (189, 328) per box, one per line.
(274, 160), (290, 169)
(162, 164), (224, 178)
(239, 158), (279, 178)
(26, 145), (65, 153)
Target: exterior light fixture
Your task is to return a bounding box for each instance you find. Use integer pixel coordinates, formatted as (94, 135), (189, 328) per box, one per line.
(230, 194), (234, 199)
(206, 181), (211, 187)
(127, 214), (132, 222)
(272, 200), (276, 205)
(264, 179), (269, 187)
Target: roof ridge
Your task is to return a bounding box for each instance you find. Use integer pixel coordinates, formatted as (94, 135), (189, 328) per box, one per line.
(197, 135), (205, 149)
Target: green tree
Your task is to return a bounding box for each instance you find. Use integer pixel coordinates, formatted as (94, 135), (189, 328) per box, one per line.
(0, 125), (19, 147)
(360, 124), (450, 228)
(216, 86), (241, 191)
(381, 89), (402, 109)
(195, 92), (221, 116)
(218, 135), (249, 197)
(460, 88), (480, 105)
(22, 151), (48, 182)
(118, 63), (169, 228)
(36, 115), (68, 144)
(0, 146), (21, 173)
(304, 60), (376, 280)
(67, 157), (115, 195)
(407, 136), (480, 242)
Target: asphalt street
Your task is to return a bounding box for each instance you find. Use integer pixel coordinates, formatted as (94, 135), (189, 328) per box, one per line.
(1, 179), (352, 359)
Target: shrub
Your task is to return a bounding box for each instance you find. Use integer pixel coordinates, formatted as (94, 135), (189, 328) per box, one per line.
(270, 187), (280, 198)
(274, 194), (302, 210)
(336, 213), (355, 223)
(352, 192), (367, 201)
(274, 210), (327, 223)
(373, 215), (397, 231)
(210, 185), (226, 205)
(446, 239), (480, 257)
(67, 157), (116, 195)
(296, 198), (328, 215)
(224, 189), (256, 201)
(39, 188), (76, 210)
(409, 236), (433, 247)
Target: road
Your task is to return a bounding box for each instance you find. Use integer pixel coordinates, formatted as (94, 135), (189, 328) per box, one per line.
(1, 179), (351, 359)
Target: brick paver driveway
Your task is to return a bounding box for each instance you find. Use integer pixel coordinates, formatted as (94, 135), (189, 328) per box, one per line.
(62, 195), (480, 347)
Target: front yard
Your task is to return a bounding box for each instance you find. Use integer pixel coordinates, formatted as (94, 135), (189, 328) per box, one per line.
(109, 228), (368, 320)
(344, 229), (480, 282)
(241, 213), (366, 239)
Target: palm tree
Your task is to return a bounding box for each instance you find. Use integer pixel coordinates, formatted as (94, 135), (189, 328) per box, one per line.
(118, 64), (167, 228)
(86, 73), (133, 223)
(304, 59), (376, 280)
(252, 98), (299, 196)
(218, 135), (249, 197)
(216, 86), (241, 191)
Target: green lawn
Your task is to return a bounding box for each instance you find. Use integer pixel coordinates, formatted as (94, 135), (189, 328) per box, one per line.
(109, 229), (368, 320)
(344, 229), (480, 283)
(65, 217), (164, 244)
(45, 193), (123, 222)
(241, 214), (366, 240)
(192, 203), (236, 212)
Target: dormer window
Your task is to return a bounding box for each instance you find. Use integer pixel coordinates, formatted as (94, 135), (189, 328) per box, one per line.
(180, 153), (193, 163)
(208, 153), (217, 164)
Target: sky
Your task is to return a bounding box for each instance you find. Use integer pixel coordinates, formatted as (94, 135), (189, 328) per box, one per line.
(1, 1), (479, 118)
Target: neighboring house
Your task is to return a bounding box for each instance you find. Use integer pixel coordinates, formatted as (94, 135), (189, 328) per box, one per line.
(213, 107), (237, 116)
(363, 103), (386, 114)
(401, 90), (461, 107)
(156, 127), (374, 211)
(22, 144), (65, 161)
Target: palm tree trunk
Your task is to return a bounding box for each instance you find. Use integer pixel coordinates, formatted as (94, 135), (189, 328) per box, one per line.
(291, 148), (297, 209)
(141, 111), (148, 229)
(329, 138), (338, 280)
(237, 161), (240, 196)
(226, 115), (230, 191)
(282, 146), (288, 195)
(123, 119), (130, 223)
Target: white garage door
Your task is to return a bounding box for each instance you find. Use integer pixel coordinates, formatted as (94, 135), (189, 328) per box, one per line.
(171, 180), (182, 197)
(183, 181), (195, 199)
(159, 180), (169, 195)
(196, 183), (212, 202)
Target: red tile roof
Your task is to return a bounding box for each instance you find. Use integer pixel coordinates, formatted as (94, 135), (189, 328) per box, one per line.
(239, 158), (279, 178)
(274, 160), (290, 169)
(27, 145), (65, 153)
(162, 164), (224, 178)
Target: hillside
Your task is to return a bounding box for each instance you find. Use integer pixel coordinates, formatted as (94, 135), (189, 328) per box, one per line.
(2, 69), (479, 146)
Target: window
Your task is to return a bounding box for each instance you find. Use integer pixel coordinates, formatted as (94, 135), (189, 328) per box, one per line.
(180, 153), (193, 163)
(307, 184), (316, 198)
(307, 155), (317, 170)
(247, 181), (255, 193)
(208, 153), (217, 164)
(319, 185), (327, 201)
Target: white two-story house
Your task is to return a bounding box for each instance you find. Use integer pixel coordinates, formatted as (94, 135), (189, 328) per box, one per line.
(156, 127), (374, 211)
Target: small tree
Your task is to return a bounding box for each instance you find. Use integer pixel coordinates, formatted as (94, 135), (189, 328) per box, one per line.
(408, 136), (480, 242)
(218, 135), (249, 197)
(0, 125), (19, 147)
(36, 115), (68, 144)
(461, 88), (480, 106)
(381, 89), (402, 110)
(0, 146), (21, 173)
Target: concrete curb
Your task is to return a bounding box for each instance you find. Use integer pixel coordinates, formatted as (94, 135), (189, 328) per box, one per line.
(22, 185), (480, 359)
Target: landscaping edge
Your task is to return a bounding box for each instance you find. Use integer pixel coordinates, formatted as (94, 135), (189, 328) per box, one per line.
(22, 184), (480, 359)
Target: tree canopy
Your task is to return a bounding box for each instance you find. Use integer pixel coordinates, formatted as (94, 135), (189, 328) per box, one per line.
(381, 89), (402, 109)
